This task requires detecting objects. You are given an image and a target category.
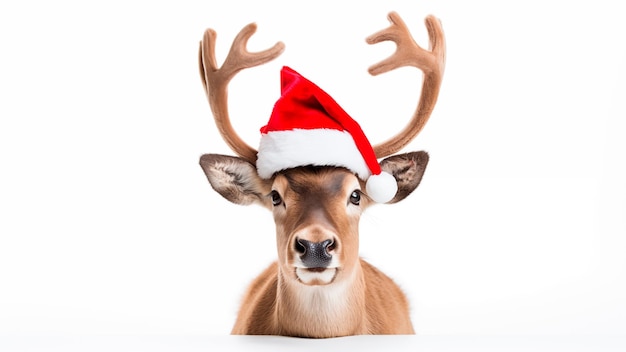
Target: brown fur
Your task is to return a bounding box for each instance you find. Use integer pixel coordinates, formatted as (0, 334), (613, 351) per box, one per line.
(231, 259), (413, 337)
(200, 152), (428, 337)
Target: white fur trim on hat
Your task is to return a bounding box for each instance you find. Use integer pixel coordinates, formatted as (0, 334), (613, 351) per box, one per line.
(257, 129), (371, 179)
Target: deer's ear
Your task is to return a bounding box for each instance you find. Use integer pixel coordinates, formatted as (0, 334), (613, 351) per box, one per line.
(199, 154), (272, 208)
(380, 151), (429, 204)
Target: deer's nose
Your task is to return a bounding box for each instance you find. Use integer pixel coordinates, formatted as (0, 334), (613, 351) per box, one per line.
(295, 238), (334, 268)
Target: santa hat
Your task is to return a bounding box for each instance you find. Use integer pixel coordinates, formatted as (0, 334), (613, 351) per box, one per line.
(256, 66), (397, 203)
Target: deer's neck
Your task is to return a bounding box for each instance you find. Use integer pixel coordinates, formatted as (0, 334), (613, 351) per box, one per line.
(275, 262), (366, 337)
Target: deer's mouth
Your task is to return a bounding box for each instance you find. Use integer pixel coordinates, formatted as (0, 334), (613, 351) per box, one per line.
(295, 267), (338, 285)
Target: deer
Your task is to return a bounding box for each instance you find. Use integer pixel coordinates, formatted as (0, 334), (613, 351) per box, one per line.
(197, 11), (445, 338)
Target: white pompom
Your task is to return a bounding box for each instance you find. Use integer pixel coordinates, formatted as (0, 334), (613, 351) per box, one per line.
(365, 171), (398, 203)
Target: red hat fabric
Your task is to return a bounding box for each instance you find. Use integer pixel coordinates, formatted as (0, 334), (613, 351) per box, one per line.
(256, 66), (397, 203)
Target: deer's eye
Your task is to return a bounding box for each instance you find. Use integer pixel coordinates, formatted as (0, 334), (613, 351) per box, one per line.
(269, 190), (282, 206)
(349, 190), (361, 206)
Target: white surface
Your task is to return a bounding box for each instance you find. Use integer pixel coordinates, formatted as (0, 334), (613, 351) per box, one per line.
(1, 335), (626, 352)
(1, 0), (625, 337)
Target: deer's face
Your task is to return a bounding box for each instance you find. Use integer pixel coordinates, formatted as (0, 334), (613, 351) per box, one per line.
(270, 167), (368, 286)
(200, 152), (429, 285)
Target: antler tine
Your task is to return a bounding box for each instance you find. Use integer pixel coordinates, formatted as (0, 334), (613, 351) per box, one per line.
(199, 23), (285, 164)
(366, 12), (446, 158)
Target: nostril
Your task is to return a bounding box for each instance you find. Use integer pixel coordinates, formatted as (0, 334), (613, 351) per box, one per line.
(326, 239), (336, 253)
(295, 238), (306, 254)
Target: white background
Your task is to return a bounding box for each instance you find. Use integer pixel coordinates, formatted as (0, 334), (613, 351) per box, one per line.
(1, 0), (624, 337)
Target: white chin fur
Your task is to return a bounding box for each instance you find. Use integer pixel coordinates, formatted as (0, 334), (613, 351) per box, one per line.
(296, 268), (337, 285)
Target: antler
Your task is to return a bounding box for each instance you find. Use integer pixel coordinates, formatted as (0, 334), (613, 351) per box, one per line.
(199, 23), (285, 164)
(366, 12), (446, 158)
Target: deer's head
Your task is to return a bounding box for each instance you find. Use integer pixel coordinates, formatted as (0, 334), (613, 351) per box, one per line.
(198, 12), (445, 287)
